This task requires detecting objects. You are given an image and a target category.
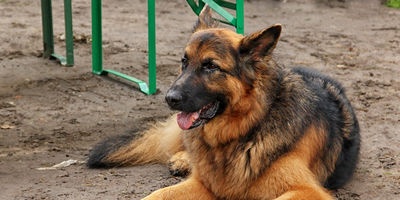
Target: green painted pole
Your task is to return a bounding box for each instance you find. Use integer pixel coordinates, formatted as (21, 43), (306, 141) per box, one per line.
(91, 0), (103, 75)
(236, 0), (244, 35)
(147, 0), (157, 94)
(41, 0), (54, 58)
(64, 0), (74, 66)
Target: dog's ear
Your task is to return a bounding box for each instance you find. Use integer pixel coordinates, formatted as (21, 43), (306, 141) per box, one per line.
(239, 24), (282, 59)
(193, 5), (218, 32)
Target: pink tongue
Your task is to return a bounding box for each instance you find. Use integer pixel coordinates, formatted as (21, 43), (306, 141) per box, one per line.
(177, 112), (199, 130)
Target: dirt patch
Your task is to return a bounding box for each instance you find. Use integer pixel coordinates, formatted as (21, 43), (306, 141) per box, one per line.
(1, 0), (399, 199)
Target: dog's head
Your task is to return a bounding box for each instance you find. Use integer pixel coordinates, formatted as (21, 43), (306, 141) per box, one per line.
(166, 6), (281, 130)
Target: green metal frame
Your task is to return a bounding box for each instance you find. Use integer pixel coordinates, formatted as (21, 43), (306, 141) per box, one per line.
(186, 0), (244, 34)
(91, 0), (157, 95)
(40, 0), (74, 66)
(40, 0), (242, 94)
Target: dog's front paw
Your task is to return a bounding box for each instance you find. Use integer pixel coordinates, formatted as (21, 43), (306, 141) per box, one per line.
(168, 151), (191, 177)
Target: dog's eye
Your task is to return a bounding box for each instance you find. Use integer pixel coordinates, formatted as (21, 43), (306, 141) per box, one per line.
(181, 57), (188, 70)
(202, 61), (220, 73)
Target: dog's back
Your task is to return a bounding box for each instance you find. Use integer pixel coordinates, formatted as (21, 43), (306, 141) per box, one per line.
(291, 67), (360, 189)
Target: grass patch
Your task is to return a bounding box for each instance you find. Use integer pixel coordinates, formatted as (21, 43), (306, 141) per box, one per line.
(386, 0), (400, 8)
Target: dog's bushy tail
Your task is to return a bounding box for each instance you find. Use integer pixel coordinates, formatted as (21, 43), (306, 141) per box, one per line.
(87, 115), (183, 168)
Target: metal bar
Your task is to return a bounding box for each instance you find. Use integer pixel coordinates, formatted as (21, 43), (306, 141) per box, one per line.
(91, 0), (103, 75)
(64, 0), (74, 66)
(147, 0), (157, 95)
(214, 0), (236, 10)
(203, 0), (236, 26)
(203, 0), (244, 34)
(41, 0), (54, 58)
(199, 0), (206, 12)
(235, 0), (244, 34)
(91, 0), (156, 95)
(50, 54), (66, 64)
(186, 0), (205, 15)
(104, 69), (149, 93)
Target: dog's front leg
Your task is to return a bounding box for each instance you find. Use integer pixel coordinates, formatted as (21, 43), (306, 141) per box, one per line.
(142, 177), (215, 200)
(274, 184), (334, 200)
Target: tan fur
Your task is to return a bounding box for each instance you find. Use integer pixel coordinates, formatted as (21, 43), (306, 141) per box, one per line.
(142, 176), (215, 200)
(141, 125), (334, 200)
(106, 115), (183, 166)
(168, 150), (190, 176)
(202, 82), (266, 146)
(247, 125), (333, 200)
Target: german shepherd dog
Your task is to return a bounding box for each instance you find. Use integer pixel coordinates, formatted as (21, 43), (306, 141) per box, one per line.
(88, 7), (360, 200)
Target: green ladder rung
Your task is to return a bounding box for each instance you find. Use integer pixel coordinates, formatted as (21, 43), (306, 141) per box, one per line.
(51, 54), (68, 66)
(103, 69), (150, 94)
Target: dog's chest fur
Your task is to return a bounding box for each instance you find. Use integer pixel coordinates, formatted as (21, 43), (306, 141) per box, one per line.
(186, 138), (247, 197)
(183, 128), (269, 199)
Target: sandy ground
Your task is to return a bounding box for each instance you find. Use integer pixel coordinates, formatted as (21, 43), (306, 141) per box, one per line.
(0, 0), (399, 199)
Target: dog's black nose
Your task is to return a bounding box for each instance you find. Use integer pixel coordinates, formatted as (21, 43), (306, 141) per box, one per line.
(165, 89), (183, 109)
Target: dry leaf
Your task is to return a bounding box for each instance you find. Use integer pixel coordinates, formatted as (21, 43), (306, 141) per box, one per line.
(1, 124), (15, 129)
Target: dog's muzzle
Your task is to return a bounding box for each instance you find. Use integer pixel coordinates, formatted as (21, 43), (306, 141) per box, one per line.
(165, 90), (220, 130)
